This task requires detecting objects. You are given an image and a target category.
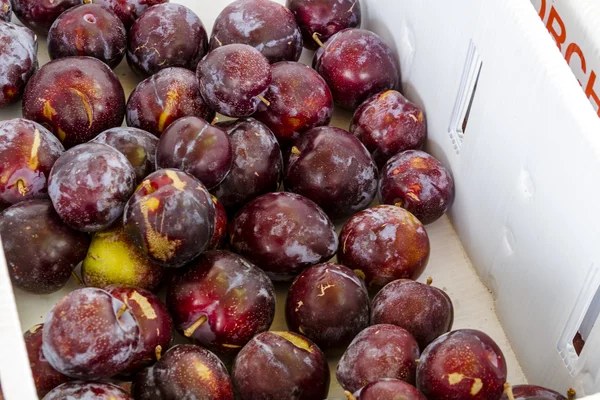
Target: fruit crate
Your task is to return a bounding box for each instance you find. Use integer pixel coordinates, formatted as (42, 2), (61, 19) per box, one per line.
(2, 0), (600, 399)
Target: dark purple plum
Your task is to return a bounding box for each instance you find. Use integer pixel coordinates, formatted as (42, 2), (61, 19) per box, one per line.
(156, 116), (232, 190)
(0, 119), (63, 210)
(285, 126), (377, 220)
(0, 23), (37, 108)
(208, 195), (228, 250)
(285, 263), (369, 351)
(197, 44), (272, 118)
(232, 331), (329, 400)
(48, 142), (136, 232)
(11, 0), (82, 35)
(352, 379), (427, 400)
(1, 0), (11, 22)
(43, 382), (133, 399)
(127, 3), (208, 78)
(0, 200), (89, 294)
(89, 0), (169, 29)
(253, 61), (333, 146)
(42, 288), (140, 379)
(126, 67), (215, 137)
(314, 28), (400, 110)
(230, 192), (337, 281)
(380, 150), (455, 224)
(22, 57), (126, 148)
(123, 169), (215, 267)
(47, 4), (127, 69)
(212, 118), (283, 212)
(501, 385), (568, 400)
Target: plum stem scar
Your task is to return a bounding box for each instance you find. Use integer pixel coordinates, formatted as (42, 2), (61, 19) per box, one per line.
(184, 315), (207, 337)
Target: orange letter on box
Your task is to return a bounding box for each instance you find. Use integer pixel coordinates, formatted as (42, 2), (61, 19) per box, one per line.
(538, 0), (546, 20)
(565, 42), (587, 86)
(547, 6), (566, 51)
(584, 71), (600, 116)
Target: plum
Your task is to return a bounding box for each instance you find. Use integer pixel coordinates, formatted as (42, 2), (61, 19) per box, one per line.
(197, 44), (272, 118)
(123, 169), (215, 267)
(314, 28), (400, 110)
(285, 263), (369, 351)
(208, 195), (228, 249)
(11, 0), (81, 35)
(380, 150), (455, 224)
(0, 119), (63, 210)
(0, 200), (89, 294)
(156, 116), (232, 190)
(0, 22), (37, 108)
(416, 329), (508, 400)
(126, 67), (215, 137)
(89, 0), (169, 30)
(48, 142), (136, 232)
(127, 3), (207, 78)
(337, 324), (420, 393)
(232, 331), (329, 400)
(500, 385), (568, 400)
(253, 61), (333, 146)
(371, 279), (454, 351)
(285, 126), (377, 220)
(22, 57), (126, 148)
(42, 288), (140, 379)
(212, 118), (283, 212)
(339, 205), (430, 289)
(1, 0), (11, 22)
(351, 90), (427, 169)
(43, 382), (133, 399)
(167, 250), (276, 356)
(351, 379), (427, 400)
(287, 0), (361, 50)
(230, 192), (338, 281)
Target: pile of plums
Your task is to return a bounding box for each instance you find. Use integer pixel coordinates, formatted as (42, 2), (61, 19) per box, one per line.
(0, 0), (574, 399)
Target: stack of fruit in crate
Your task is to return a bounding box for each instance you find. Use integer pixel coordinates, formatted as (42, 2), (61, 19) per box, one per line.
(0, 0), (577, 399)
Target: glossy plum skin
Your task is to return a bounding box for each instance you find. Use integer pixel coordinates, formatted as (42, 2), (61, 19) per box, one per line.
(22, 57), (126, 148)
(89, 0), (169, 29)
(0, 200), (89, 294)
(208, 195), (228, 249)
(0, 0), (11, 22)
(285, 263), (369, 351)
(337, 324), (420, 393)
(123, 169), (215, 267)
(500, 385), (567, 400)
(287, 0), (361, 50)
(285, 126), (377, 220)
(213, 118), (283, 212)
(197, 44), (272, 118)
(253, 61), (333, 146)
(230, 192), (338, 281)
(0, 119), (63, 210)
(127, 3), (208, 78)
(43, 382), (133, 400)
(48, 142), (136, 232)
(42, 288), (140, 380)
(339, 205), (430, 289)
(0, 23), (37, 109)
(11, 0), (82, 35)
(380, 150), (455, 224)
(416, 329), (508, 400)
(126, 67), (215, 137)
(232, 331), (330, 400)
(156, 117), (232, 190)
(351, 90), (427, 169)
(314, 29), (400, 110)
(354, 379), (427, 400)
(167, 251), (276, 356)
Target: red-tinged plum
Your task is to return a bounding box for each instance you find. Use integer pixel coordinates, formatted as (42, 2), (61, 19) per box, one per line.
(416, 329), (508, 400)
(22, 57), (126, 148)
(500, 385), (568, 400)
(253, 61), (333, 146)
(285, 263), (369, 351)
(352, 379), (427, 400)
(285, 126), (377, 220)
(337, 324), (420, 393)
(167, 250), (275, 356)
(0, 119), (63, 210)
(123, 169), (215, 267)
(11, 0), (82, 35)
(43, 382), (133, 399)
(197, 44), (272, 118)
(1, 0), (11, 22)
(232, 331), (329, 400)
(208, 195), (228, 249)
(314, 28), (400, 110)
(0, 200), (89, 294)
(230, 192), (337, 281)
(0, 23), (37, 108)
(380, 150), (455, 225)
(371, 279), (454, 351)
(42, 288), (140, 379)
(213, 118), (283, 212)
(156, 116), (232, 190)
(339, 205), (430, 289)
(89, 0), (169, 30)
(48, 142), (136, 232)
(287, 0), (361, 50)
(351, 90), (427, 169)
(126, 67), (215, 137)
(127, 3), (207, 78)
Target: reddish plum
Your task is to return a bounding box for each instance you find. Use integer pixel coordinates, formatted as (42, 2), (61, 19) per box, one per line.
(501, 385), (568, 400)
(11, 0), (81, 35)
(43, 382), (133, 399)
(0, 22), (37, 108)
(353, 379), (427, 400)
(89, 0), (169, 29)
(1, 0), (11, 22)
(208, 195), (228, 249)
